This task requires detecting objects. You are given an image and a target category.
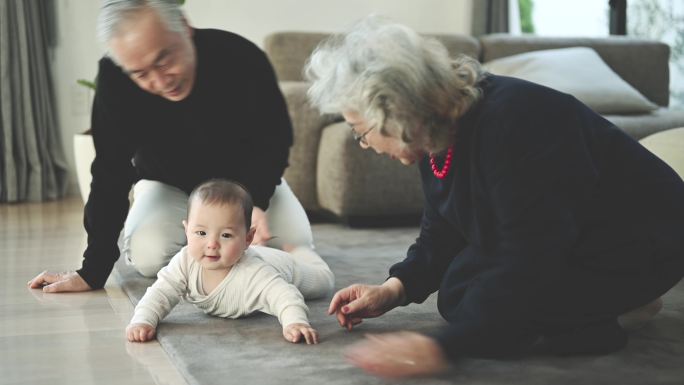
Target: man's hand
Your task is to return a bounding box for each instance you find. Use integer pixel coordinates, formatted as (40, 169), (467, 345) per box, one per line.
(250, 206), (272, 245)
(27, 271), (92, 293)
(346, 331), (450, 378)
(126, 323), (157, 342)
(328, 277), (406, 331)
(283, 323), (319, 344)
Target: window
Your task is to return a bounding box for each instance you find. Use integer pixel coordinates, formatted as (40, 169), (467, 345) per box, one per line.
(628, 0), (684, 107)
(519, 0), (609, 36)
(517, 0), (683, 108)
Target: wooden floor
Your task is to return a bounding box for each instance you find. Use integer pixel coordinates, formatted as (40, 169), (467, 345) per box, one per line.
(0, 197), (186, 385)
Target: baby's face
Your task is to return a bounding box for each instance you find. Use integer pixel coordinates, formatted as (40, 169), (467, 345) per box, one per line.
(183, 200), (253, 271)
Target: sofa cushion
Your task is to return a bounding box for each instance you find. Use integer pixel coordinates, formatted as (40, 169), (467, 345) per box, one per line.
(483, 47), (658, 114)
(479, 34), (671, 107)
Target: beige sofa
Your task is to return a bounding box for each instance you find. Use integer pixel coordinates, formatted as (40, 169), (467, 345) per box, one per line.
(264, 33), (684, 223)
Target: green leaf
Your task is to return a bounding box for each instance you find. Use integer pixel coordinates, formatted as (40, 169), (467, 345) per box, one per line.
(76, 79), (97, 90)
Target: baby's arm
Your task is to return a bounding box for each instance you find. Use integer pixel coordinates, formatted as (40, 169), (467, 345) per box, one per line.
(127, 252), (189, 342)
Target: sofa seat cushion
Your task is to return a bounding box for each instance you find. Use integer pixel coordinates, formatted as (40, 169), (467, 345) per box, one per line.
(605, 108), (684, 140)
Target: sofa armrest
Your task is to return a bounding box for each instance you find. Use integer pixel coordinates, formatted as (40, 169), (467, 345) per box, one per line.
(479, 34), (670, 107)
(280, 81), (339, 211)
(316, 122), (423, 219)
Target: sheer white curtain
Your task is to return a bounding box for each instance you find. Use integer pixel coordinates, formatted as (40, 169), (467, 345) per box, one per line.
(508, 0), (521, 34)
(629, 0), (684, 107)
(0, 0), (68, 202)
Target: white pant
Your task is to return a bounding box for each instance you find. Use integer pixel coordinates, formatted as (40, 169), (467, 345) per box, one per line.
(121, 179), (314, 277)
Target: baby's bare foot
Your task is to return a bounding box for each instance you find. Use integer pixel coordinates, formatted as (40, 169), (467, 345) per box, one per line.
(281, 243), (297, 253)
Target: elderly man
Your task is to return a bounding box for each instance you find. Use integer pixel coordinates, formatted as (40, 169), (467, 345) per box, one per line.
(29, 0), (314, 291)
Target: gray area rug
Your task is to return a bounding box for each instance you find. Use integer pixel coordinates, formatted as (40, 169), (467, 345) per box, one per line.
(115, 224), (684, 385)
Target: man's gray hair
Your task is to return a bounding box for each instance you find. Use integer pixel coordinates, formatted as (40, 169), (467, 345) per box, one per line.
(305, 15), (484, 152)
(97, 0), (186, 44)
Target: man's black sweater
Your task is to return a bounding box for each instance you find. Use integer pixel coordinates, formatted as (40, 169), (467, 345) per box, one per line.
(79, 29), (293, 289)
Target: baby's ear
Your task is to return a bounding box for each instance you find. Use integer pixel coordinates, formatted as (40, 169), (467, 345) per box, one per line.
(182, 219), (188, 232)
(245, 227), (256, 247)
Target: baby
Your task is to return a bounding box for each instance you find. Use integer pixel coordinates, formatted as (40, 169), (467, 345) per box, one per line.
(126, 179), (334, 344)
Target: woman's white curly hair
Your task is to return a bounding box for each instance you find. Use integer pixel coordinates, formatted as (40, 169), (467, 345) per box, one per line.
(305, 15), (484, 152)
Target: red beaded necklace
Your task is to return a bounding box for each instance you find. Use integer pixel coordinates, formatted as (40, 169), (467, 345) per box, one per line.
(429, 146), (454, 179)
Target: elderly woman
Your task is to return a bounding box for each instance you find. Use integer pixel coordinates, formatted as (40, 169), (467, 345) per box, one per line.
(305, 16), (684, 378)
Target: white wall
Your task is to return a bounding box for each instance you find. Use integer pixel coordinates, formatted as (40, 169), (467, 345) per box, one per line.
(51, 0), (102, 196)
(51, 0), (473, 195)
(184, 0), (472, 46)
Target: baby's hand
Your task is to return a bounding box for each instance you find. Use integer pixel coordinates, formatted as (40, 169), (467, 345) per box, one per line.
(283, 323), (319, 344)
(126, 323), (156, 342)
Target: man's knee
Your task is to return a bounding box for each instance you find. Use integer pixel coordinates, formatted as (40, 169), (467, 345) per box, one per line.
(130, 256), (166, 278)
(125, 221), (184, 277)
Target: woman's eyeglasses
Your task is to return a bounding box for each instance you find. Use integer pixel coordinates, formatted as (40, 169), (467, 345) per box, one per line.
(350, 125), (375, 146)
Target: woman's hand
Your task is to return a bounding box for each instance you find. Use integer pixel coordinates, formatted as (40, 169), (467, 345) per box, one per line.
(27, 270), (92, 293)
(328, 277), (406, 331)
(346, 331), (450, 378)
(126, 323), (157, 342)
(283, 323), (319, 344)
